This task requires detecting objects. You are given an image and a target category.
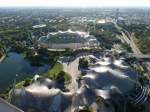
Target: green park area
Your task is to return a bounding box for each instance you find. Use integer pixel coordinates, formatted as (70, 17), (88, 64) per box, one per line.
(48, 62), (63, 79)
(15, 78), (33, 89)
(15, 62), (71, 89)
(47, 62), (71, 83)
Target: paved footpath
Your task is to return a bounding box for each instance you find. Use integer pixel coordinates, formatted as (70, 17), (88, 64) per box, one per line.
(0, 97), (24, 112)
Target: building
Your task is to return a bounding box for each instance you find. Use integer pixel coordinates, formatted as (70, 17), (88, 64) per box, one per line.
(38, 29), (99, 49)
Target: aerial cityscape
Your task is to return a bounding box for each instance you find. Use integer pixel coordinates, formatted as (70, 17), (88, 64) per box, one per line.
(0, 0), (150, 112)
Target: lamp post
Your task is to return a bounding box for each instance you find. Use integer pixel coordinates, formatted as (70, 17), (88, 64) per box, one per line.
(9, 74), (18, 103)
(13, 74), (18, 87)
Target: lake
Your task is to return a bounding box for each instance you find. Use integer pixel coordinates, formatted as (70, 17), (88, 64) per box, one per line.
(0, 52), (50, 92)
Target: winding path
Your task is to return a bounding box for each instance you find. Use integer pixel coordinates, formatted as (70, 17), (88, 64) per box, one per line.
(62, 57), (81, 92)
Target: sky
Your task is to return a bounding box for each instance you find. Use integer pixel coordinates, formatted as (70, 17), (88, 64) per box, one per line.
(0, 0), (150, 7)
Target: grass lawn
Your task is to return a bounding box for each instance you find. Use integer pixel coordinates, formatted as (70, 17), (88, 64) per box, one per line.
(15, 80), (26, 89)
(15, 78), (32, 89)
(15, 62), (71, 90)
(64, 72), (71, 84)
(48, 62), (71, 83)
(48, 62), (63, 79)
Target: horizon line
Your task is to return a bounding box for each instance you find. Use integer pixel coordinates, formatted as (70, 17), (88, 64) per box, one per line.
(0, 6), (150, 8)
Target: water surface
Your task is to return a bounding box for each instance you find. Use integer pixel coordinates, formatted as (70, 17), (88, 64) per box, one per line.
(0, 52), (50, 92)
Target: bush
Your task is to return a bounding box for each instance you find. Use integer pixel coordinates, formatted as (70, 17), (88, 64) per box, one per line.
(47, 63), (71, 84)
(15, 78), (32, 89)
(48, 62), (63, 79)
(57, 71), (71, 84)
(79, 58), (89, 69)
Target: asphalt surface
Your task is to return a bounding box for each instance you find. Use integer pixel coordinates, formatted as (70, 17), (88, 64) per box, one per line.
(0, 97), (24, 112)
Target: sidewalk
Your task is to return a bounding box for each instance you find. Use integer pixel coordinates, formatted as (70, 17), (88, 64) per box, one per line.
(0, 97), (24, 112)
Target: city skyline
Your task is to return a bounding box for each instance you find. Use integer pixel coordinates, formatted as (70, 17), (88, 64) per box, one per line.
(0, 0), (150, 7)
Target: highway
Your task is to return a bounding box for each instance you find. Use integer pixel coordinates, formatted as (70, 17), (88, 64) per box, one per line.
(114, 22), (150, 105)
(114, 22), (142, 55)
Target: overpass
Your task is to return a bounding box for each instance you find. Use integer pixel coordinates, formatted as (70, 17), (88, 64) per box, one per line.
(127, 53), (150, 59)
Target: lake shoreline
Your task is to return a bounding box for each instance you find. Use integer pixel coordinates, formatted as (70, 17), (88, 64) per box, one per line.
(0, 52), (51, 93)
(0, 54), (6, 63)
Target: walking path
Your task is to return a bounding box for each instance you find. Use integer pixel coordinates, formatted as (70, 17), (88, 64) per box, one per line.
(0, 97), (24, 112)
(0, 54), (6, 63)
(62, 57), (81, 92)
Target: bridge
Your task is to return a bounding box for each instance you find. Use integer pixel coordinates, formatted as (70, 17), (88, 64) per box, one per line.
(127, 53), (150, 59)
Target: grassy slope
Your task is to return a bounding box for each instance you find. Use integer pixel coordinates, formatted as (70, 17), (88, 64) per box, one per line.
(48, 62), (71, 83)
(48, 62), (63, 79)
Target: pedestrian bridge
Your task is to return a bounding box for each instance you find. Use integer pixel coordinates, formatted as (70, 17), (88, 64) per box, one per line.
(127, 53), (150, 61)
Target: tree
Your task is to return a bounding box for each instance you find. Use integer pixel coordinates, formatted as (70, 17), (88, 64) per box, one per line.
(79, 58), (89, 69)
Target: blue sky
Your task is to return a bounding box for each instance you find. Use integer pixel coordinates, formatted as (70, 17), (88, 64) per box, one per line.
(0, 0), (150, 7)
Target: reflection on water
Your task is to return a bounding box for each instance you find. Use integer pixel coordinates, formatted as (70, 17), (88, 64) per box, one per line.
(0, 52), (50, 92)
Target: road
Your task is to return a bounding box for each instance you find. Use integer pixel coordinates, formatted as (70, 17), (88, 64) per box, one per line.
(114, 22), (150, 104)
(130, 33), (142, 55)
(114, 22), (142, 55)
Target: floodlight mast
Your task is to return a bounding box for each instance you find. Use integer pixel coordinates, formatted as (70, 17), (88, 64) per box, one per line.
(115, 8), (119, 23)
(10, 74), (18, 102)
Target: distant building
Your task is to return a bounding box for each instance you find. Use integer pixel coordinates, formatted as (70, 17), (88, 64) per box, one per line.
(38, 29), (99, 49)
(32, 24), (46, 29)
